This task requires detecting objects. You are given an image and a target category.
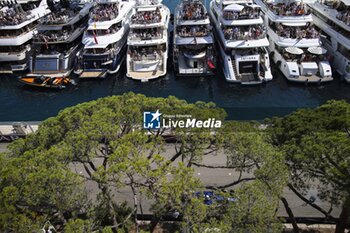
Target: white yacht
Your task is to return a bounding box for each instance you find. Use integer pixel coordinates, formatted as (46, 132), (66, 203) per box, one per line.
(173, 0), (216, 76)
(310, 0), (350, 83)
(256, 0), (333, 83)
(209, 0), (273, 84)
(0, 0), (50, 73)
(19, 1), (92, 89)
(126, 0), (170, 81)
(76, 0), (135, 79)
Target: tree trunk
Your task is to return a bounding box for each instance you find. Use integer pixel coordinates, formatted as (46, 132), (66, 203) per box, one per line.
(130, 183), (139, 233)
(149, 216), (160, 233)
(281, 197), (300, 233)
(335, 195), (350, 233)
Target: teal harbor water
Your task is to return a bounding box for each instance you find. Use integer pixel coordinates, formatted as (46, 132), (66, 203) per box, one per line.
(0, 0), (349, 121)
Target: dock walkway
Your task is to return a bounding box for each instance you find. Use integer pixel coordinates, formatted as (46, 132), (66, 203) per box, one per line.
(0, 122), (39, 142)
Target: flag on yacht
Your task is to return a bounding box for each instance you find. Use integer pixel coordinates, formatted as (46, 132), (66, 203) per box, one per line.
(207, 59), (215, 69)
(93, 23), (98, 44)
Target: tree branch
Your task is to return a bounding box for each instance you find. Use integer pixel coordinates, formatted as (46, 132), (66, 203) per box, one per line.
(206, 177), (256, 189)
(192, 162), (256, 169)
(281, 197), (300, 233)
(288, 183), (337, 220)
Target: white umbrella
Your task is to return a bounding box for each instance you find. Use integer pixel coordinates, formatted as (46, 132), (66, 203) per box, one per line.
(246, 4), (261, 8)
(285, 47), (304, 55)
(307, 46), (327, 55)
(224, 4), (245, 12)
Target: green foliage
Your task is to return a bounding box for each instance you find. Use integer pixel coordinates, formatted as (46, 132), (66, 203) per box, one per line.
(268, 100), (350, 201)
(1, 93), (225, 232)
(219, 182), (283, 233)
(268, 100), (350, 230)
(64, 219), (93, 233)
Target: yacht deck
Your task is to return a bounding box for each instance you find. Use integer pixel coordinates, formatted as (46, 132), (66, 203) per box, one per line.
(80, 71), (107, 79)
(127, 70), (165, 81)
(288, 75), (333, 83)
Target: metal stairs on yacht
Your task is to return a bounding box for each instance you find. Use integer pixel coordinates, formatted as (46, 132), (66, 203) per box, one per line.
(231, 60), (239, 80)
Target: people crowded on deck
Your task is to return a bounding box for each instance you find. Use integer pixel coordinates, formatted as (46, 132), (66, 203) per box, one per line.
(91, 3), (119, 22)
(265, 1), (310, 16)
(337, 10), (350, 26)
(283, 51), (327, 63)
(87, 22), (121, 36)
(128, 46), (162, 61)
(43, 9), (77, 24)
(0, 5), (32, 26)
(222, 25), (265, 40)
(34, 30), (71, 42)
(181, 2), (207, 20)
(223, 7), (260, 20)
(131, 28), (162, 40)
(131, 7), (162, 24)
(177, 25), (209, 37)
(275, 23), (319, 39)
(0, 21), (37, 37)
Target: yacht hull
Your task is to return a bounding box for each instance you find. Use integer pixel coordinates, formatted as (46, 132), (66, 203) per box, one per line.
(209, 2), (270, 85)
(77, 42), (127, 79)
(126, 4), (170, 81)
(269, 40), (333, 84)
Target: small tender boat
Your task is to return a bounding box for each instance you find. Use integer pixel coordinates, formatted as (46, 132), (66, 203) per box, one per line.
(18, 76), (71, 89)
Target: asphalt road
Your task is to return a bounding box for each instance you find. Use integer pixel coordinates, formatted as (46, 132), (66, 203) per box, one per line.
(0, 142), (341, 218)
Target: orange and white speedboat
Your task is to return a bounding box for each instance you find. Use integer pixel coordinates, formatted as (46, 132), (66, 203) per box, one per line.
(18, 76), (71, 89)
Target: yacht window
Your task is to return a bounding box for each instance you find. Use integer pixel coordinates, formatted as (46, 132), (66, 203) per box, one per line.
(338, 43), (350, 59)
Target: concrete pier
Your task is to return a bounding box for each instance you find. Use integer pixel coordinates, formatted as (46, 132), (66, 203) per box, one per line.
(0, 122), (39, 142)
